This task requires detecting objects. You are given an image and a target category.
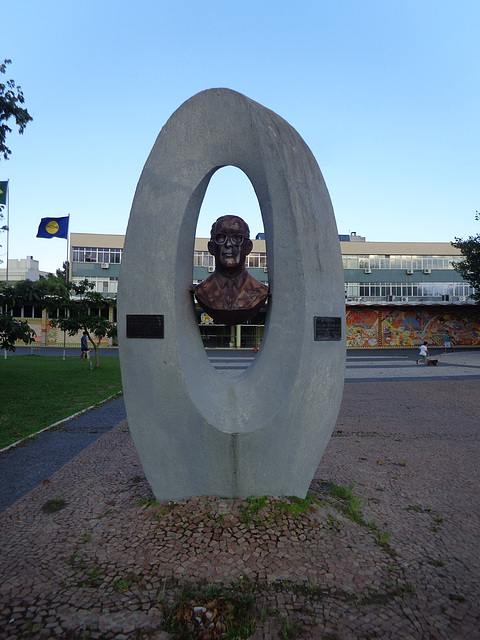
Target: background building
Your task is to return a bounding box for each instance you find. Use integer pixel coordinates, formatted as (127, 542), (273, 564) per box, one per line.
(339, 232), (478, 347)
(6, 231), (478, 349)
(0, 256), (48, 283)
(68, 231), (479, 349)
(69, 233), (123, 295)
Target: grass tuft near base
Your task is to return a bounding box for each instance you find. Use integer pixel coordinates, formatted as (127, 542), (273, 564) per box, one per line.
(0, 355), (122, 449)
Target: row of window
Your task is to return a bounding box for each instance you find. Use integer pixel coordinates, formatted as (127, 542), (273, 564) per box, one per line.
(342, 255), (459, 270)
(194, 251), (268, 269)
(73, 247), (269, 269)
(73, 247), (123, 264)
(346, 282), (474, 298)
(2, 306), (113, 320)
(72, 276), (118, 294)
(73, 247), (460, 273)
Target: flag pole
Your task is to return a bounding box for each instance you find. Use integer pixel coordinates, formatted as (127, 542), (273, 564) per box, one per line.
(5, 180), (9, 284)
(2, 180), (9, 359)
(63, 214), (70, 361)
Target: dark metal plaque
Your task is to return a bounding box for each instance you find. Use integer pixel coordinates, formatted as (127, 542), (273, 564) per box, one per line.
(314, 316), (341, 341)
(126, 315), (164, 339)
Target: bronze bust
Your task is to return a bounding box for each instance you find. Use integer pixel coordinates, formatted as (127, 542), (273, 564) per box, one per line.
(194, 215), (269, 325)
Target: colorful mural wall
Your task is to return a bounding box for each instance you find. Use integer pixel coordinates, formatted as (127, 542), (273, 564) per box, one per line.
(16, 319), (110, 347)
(346, 307), (480, 348)
(14, 306), (480, 349)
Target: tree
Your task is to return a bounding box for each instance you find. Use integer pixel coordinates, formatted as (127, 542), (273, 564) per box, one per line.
(0, 282), (36, 351)
(0, 59), (33, 161)
(452, 216), (480, 303)
(0, 275), (117, 362)
(44, 277), (117, 368)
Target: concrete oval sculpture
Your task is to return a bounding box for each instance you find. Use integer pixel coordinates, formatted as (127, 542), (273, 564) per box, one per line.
(118, 89), (345, 500)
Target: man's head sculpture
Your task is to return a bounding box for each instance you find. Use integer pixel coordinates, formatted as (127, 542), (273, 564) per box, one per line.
(194, 215), (269, 325)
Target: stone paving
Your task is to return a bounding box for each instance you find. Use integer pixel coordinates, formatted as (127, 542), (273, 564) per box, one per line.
(0, 369), (479, 638)
(345, 349), (480, 382)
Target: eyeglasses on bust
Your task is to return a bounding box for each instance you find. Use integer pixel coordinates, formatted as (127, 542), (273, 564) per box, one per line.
(213, 233), (246, 246)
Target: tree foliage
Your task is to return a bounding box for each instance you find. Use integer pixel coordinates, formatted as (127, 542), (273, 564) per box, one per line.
(0, 282), (36, 350)
(452, 219), (480, 303)
(0, 59), (33, 161)
(0, 275), (117, 363)
(42, 277), (117, 369)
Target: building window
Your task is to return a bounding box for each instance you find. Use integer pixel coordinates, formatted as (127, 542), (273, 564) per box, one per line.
(73, 247), (84, 262)
(247, 254), (260, 268)
(342, 254), (458, 270)
(110, 248), (122, 263)
(98, 248), (110, 263)
(72, 246), (123, 263)
(84, 248), (97, 263)
(194, 251), (213, 267)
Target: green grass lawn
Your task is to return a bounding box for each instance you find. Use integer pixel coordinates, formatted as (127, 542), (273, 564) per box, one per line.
(0, 355), (122, 449)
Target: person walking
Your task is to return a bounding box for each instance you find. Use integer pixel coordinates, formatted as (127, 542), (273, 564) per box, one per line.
(80, 331), (89, 361)
(417, 341), (429, 365)
(444, 331), (454, 353)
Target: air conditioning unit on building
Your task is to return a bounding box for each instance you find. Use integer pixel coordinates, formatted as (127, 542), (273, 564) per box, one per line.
(208, 266), (214, 272)
(406, 269), (413, 275)
(263, 267), (268, 272)
(459, 296), (466, 302)
(423, 268), (431, 274)
(101, 263), (109, 269)
(401, 296), (409, 302)
(364, 268), (371, 274)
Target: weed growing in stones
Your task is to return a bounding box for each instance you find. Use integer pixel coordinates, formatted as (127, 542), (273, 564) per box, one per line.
(88, 568), (101, 582)
(41, 497), (67, 514)
(80, 530), (91, 544)
(406, 504), (434, 514)
(27, 621), (42, 633)
(428, 558), (446, 567)
(275, 494), (316, 517)
(317, 482), (397, 555)
(449, 593), (466, 603)
(68, 551), (84, 568)
(278, 613), (303, 639)
(81, 567), (101, 588)
(240, 496), (268, 526)
(115, 578), (132, 592)
(326, 482), (365, 523)
(139, 496), (159, 508)
(371, 527), (392, 549)
(239, 494), (318, 528)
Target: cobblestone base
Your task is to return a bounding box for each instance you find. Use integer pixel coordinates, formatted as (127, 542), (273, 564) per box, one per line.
(0, 379), (479, 639)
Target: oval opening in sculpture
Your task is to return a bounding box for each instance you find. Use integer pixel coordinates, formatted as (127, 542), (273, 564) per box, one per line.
(194, 166), (268, 375)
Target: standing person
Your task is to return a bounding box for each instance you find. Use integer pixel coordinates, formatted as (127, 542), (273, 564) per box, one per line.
(416, 341), (428, 365)
(80, 331), (89, 360)
(444, 331), (454, 353)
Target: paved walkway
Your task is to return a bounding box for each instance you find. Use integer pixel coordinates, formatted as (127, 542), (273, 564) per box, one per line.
(345, 348), (480, 382)
(0, 397), (126, 512)
(210, 348), (480, 381)
(0, 353), (479, 639)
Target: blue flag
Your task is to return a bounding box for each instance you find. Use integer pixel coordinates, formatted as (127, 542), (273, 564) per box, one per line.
(0, 181), (8, 206)
(36, 216), (69, 239)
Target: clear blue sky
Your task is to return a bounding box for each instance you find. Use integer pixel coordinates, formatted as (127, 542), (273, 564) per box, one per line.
(2, 0), (479, 273)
